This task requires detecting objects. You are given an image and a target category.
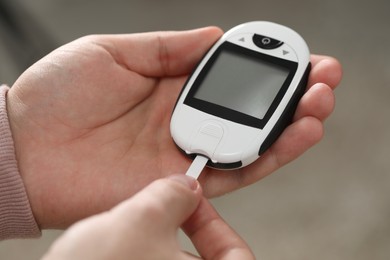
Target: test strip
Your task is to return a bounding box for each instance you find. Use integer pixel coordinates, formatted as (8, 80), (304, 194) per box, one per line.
(185, 155), (209, 179)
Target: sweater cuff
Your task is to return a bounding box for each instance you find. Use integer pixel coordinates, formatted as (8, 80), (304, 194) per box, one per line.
(0, 85), (41, 240)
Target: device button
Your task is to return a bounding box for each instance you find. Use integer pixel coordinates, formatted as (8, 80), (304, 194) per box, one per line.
(199, 123), (224, 138)
(252, 34), (283, 49)
(190, 123), (224, 158)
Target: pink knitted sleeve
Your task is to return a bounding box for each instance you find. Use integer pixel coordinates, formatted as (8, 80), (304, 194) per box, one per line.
(0, 85), (41, 240)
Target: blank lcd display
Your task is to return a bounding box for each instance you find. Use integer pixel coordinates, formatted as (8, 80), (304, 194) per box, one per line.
(193, 49), (290, 120)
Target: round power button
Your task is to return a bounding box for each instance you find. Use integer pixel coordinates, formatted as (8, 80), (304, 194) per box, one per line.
(252, 34), (284, 49)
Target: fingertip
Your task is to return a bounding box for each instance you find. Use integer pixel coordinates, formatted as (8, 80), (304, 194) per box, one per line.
(293, 116), (324, 148)
(301, 116), (324, 144)
(196, 26), (224, 36)
(111, 176), (203, 231)
(167, 174), (201, 192)
(320, 57), (343, 87)
(160, 26), (223, 76)
(294, 83), (335, 121)
(270, 116), (324, 165)
(309, 55), (343, 89)
(312, 83), (336, 119)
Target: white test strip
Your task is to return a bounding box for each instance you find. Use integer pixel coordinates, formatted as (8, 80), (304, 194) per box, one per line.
(185, 155), (209, 179)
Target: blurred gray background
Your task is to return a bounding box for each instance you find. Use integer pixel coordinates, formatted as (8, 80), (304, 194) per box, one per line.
(0, 0), (389, 259)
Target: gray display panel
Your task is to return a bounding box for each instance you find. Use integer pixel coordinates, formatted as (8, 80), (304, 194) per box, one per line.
(193, 50), (290, 119)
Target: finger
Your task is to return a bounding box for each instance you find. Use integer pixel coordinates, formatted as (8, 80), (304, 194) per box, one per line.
(182, 198), (255, 260)
(202, 116), (323, 197)
(112, 175), (202, 233)
(95, 27), (223, 77)
(293, 83), (335, 122)
(244, 116), (323, 184)
(310, 54), (333, 65)
(309, 55), (343, 89)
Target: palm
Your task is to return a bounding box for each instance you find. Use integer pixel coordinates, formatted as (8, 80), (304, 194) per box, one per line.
(8, 28), (342, 228)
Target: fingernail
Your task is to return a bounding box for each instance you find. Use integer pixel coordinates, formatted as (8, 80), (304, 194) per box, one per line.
(167, 174), (199, 191)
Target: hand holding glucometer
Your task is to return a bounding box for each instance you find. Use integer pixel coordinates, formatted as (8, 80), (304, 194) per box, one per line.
(170, 21), (311, 178)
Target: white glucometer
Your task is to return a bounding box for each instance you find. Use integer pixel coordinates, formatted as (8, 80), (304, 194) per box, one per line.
(170, 21), (311, 170)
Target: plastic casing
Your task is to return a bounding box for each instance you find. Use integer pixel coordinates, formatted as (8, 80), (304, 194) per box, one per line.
(170, 21), (310, 169)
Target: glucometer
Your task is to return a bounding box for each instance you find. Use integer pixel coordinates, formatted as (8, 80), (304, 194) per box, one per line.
(170, 21), (311, 176)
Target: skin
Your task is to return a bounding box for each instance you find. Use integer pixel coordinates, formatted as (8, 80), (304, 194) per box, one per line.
(42, 175), (256, 260)
(6, 27), (342, 229)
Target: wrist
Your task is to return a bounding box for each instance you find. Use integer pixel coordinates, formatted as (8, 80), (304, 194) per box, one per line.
(0, 85), (41, 239)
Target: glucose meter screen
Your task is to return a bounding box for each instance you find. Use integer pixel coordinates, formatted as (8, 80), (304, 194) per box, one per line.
(194, 49), (290, 120)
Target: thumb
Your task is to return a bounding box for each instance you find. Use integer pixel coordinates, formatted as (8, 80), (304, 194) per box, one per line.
(95, 27), (223, 77)
(112, 174), (202, 232)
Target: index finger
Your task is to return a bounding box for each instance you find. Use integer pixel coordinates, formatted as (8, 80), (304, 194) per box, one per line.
(182, 198), (255, 260)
